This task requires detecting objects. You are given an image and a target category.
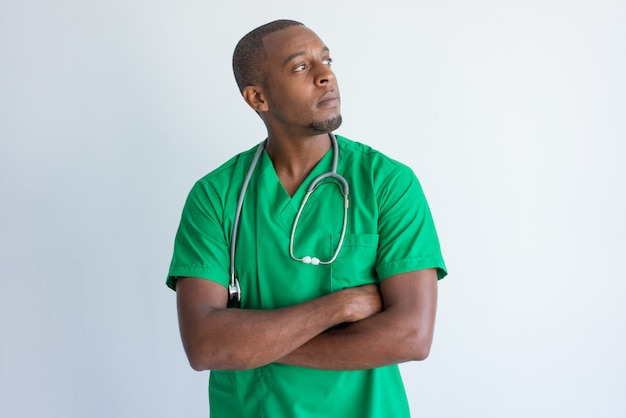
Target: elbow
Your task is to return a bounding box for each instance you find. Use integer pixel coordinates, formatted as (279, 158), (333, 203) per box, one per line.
(410, 343), (431, 361)
(403, 328), (433, 362)
(184, 343), (256, 371)
(182, 339), (221, 371)
(185, 346), (213, 371)
(188, 356), (210, 372)
(189, 360), (208, 372)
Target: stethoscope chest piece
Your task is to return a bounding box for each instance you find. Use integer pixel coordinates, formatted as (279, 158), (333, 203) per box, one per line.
(227, 278), (241, 308)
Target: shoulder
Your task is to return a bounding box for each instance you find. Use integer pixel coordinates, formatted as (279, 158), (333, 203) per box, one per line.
(335, 134), (418, 187)
(183, 143), (262, 212)
(196, 143), (260, 187)
(188, 143), (261, 195)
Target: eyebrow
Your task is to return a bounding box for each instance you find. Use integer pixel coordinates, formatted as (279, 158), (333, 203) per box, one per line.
(283, 46), (330, 66)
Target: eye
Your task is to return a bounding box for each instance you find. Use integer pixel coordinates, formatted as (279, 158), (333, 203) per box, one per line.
(294, 63), (308, 72)
(323, 57), (333, 67)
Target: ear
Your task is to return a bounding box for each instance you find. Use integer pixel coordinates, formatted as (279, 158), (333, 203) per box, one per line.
(242, 85), (269, 113)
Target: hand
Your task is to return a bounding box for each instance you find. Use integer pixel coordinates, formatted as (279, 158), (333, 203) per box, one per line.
(340, 284), (383, 323)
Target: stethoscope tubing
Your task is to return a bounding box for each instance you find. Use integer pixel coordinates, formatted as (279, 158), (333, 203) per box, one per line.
(229, 141), (265, 302)
(229, 133), (349, 303)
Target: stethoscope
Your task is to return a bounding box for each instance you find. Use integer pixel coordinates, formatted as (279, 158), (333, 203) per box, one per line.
(228, 133), (349, 307)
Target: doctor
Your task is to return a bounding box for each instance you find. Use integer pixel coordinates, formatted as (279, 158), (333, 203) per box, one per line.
(167, 20), (447, 417)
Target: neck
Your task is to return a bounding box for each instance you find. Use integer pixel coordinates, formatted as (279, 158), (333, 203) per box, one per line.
(265, 132), (332, 196)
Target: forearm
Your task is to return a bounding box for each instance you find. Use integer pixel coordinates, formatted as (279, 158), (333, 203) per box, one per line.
(183, 295), (345, 370)
(276, 308), (430, 370)
(177, 279), (381, 371)
(277, 271), (438, 370)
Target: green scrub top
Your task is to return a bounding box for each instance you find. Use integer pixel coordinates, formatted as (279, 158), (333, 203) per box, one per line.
(168, 135), (447, 418)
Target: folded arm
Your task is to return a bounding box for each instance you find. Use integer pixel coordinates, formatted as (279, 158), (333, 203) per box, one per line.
(176, 268), (437, 372)
(175, 278), (382, 371)
(276, 269), (438, 370)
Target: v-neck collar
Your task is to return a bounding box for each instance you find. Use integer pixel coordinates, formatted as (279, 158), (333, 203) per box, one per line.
(256, 144), (336, 230)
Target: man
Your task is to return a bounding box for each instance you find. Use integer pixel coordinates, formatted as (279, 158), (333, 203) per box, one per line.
(167, 19), (447, 417)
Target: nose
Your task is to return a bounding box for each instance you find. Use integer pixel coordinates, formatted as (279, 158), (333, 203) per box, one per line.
(314, 63), (335, 86)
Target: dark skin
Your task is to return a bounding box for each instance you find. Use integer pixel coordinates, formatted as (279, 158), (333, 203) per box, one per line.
(242, 25), (341, 195)
(176, 25), (439, 371)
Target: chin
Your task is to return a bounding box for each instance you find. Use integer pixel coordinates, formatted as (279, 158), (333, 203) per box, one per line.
(307, 115), (343, 134)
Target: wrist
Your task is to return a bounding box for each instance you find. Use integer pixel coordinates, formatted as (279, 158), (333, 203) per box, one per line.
(331, 288), (359, 323)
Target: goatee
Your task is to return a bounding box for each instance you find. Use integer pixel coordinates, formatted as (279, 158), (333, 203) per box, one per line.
(307, 115), (342, 134)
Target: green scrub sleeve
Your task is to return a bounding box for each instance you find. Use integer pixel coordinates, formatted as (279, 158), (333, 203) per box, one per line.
(166, 179), (231, 291)
(375, 164), (447, 281)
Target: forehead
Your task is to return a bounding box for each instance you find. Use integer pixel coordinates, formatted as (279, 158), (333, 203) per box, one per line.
(262, 25), (328, 62)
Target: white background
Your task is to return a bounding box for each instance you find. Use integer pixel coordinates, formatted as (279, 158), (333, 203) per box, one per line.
(1, 1), (625, 417)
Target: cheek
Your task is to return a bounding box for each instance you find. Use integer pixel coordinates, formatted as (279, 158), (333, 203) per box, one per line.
(272, 91), (310, 114)
(264, 78), (315, 115)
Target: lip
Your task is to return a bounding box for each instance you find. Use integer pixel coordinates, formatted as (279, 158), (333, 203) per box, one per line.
(319, 91), (340, 107)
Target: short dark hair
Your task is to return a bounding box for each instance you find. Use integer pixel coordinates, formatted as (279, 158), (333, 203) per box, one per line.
(232, 19), (304, 93)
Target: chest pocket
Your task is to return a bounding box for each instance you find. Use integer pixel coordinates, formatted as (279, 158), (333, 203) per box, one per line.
(330, 233), (380, 291)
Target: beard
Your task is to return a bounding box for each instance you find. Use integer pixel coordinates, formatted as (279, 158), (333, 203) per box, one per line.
(307, 115), (342, 134)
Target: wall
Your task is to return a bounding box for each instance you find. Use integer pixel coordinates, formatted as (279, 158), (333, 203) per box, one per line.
(1, 1), (625, 416)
